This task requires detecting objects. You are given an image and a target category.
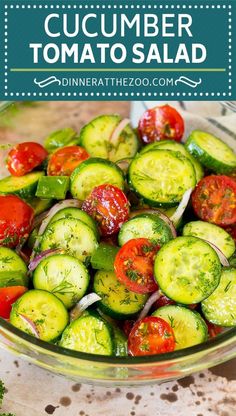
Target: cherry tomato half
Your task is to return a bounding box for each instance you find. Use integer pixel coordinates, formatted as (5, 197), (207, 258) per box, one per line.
(153, 295), (197, 311)
(206, 321), (223, 339)
(192, 175), (236, 226)
(114, 238), (159, 294)
(0, 195), (34, 247)
(82, 184), (130, 236)
(138, 105), (184, 144)
(122, 320), (135, 338)
(224, 224), (236, 244)
(153, 294), (176, 310)
(128, 316), (175, 356)
(7, 142), (48, 177)
(0, 286), (28, 319)
(47, 146), (89, 176)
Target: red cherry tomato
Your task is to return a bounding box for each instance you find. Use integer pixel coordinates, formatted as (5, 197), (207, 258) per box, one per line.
(138, 105), (184, 144)
(192, 175), (236, 226)
(82, 184), (130, 236)
(47, 146), (89, 176)
(153, 294), (176, 310)
(7, 142), (48, 177)
(114, 238), (159, 294)
(122, 320), (135, 338)
(0, 286), (28, 319)
(206, 321), (223, 338)
(128, 316), (175, 356)
(0, 195), (34, 247)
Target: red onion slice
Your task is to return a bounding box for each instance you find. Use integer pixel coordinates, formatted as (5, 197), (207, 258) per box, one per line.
(138, 291), (161, 321)
(109, 118), (130, 146)
(32, 210), (49, 230)
(116, 158), (133, 173)
(32, 199), (82, 256)
(170, 188), (193, 226)
(70, 293), (101, 322)
(28, 248), (63, 272)
(204, 240), (230, 267)
(15, 246), (30, 265)
(129, 209), (177, 238)
(19, 314), (40, 338)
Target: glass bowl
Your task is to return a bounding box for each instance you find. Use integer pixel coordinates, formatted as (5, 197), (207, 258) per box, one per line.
(0, 101), (236, 386)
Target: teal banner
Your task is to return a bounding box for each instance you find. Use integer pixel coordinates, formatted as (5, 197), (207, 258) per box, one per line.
(0, 0), (235, 100)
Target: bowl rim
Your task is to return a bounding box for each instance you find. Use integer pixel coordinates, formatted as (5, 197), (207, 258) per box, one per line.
(1, 317), (236, 365)
(1, 102), (236, 367)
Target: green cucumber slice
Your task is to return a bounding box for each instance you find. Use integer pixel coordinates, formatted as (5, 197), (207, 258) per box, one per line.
(118, 214), (173, 246)
(70, 158), (124, 201)
(0, 247), (28, 287)
(186, 130), (236, 174)
(48, 207), (99, 239)
(40, 218), (98, 264)
(36, 176), (70, 200)
(153, 305), (208, 349)
(79, 115), (139, 162)
(59, 311), (114, 355)
(0, 172), (45, 199)
(202, 267), (236, 326)
(113, 327), (128, 357)
(10, 289), (69, 341)
(91, 243), (119, 271)
(140, 140), (204, 183)
(33, 254), (90, 309)
(93, 270), (148, 319)
(0, 271), (28, 288)
(154, 236), (221, 304)
(44, 128), (80, 153)
(28, 228), (38, 250)
(183, 221), (235, 259)
(128, 150), (196, 207)
(229, 253), (236, 268)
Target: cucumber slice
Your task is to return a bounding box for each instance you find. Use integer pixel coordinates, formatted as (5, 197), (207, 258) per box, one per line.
(10, 289), (69, 341)
(36, 176), (70, 200)
(154, 236), (221, 304)
(140, 140), (204, 183)
(29, 198), (54, 215)
(93, 270), (148, 319)
(0, 271), (28, 288)
(140, 140), (187, 155)
(118, 214), (173, 246)
(153, 305), (208, 349)
(40, 218), (98, 264)
(187, 154), (204, 183)
(70, 158), (124, 201)
(44, 127), (80, 153)
(33, 254), (90, 309)
(59, 311), (114, 355)
(229, 253), (236, 268)
(113, 326), (128, 357)
(0, 247), (28, 287)
(48, 207), (99, 240)
(79, 115), (139, 162)
(28, 228), (38, 250)
(183, 221), (235, 259)
(129, 150), (196, 207)
(186, 130), (236, 174)
(91, 243), (119, 271)
(202, 267), (236, 326)
(0, 172), (45, 199)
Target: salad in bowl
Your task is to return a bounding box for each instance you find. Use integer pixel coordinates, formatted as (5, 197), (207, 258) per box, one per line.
(0, 104), (236, 361)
